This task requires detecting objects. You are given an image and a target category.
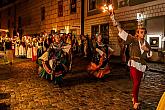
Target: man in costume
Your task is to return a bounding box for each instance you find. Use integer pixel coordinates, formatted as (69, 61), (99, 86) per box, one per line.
(110, 14), (152, 109)
(88, 34), (114, 78)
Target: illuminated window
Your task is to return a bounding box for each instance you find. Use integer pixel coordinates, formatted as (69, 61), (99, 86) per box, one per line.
(91, 25), (99, 36)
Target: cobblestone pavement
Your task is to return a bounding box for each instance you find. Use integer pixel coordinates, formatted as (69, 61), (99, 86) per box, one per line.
(0, 57), (164, 110)
(147, 62), (165, 73)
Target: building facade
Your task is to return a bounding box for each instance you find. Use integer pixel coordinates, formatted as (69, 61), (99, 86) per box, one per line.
(84, 0), (165, 61)
(0, 0), (165, 61)
(0, 0), (81, 37)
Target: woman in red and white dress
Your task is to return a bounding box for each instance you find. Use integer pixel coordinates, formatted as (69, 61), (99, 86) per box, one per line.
(32, 38), (38, 61)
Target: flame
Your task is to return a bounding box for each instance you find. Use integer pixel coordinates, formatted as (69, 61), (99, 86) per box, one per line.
(108, 4), (113, 10)
(102, 4), (113, 12)
(102, 6), (106, 12)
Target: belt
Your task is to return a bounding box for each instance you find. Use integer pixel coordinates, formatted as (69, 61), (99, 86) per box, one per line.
(38, 46), (42, 48)
(130, 56), (140, 60)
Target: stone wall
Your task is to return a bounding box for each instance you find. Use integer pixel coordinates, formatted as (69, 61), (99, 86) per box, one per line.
(1, 0), (165, 55)
(0, 0), (81, 36)
(84, 0), (165, 56)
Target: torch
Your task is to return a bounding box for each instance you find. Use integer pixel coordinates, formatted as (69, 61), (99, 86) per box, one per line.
(102, 3), (114, 16)
(101, 3), (118, 27)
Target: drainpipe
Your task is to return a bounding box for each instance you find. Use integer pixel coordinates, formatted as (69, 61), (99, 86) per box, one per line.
(13, 4), (17, 36)
(81, 0), (84, 35)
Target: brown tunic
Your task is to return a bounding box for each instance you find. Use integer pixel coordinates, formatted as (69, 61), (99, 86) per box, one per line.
(125, 34), (151, 65)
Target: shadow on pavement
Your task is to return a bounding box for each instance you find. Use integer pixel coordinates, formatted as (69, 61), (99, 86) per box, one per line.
(61, 69), (130, 88)
(0, 65), (13, 80)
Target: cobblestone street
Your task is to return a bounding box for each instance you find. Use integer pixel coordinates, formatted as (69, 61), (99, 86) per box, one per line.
(0, 57), (165, 110)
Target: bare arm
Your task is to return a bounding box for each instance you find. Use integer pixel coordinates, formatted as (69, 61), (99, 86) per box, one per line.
(110, 14), (123, 33)
(110, 14), (129, 41)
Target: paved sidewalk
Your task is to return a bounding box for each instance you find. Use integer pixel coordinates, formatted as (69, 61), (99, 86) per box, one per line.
(147, 62), (165, 73)
(0, 57), (31, 65)
(0, 57), (164, 110)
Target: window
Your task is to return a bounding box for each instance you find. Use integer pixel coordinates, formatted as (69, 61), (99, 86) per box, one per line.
(70, 0), (76, 13)
(89, 0), (96, 11)
(58, 0), (63, 17)
(41, 7), (45, 21)
(100, 23), (109, 44)
(91, 24), (109, 44)
(87, 0), (109, 16)
(91, 25), (99, 36)
(100, 24), (109, 35)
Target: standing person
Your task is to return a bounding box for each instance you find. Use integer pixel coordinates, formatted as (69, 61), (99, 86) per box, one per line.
(87, 35), (93, 59)
(82, 35), (88, 57)
(110, 14), (152, 109)
(76, 35), (82, 56)
(72, 35), (77, 53)
(66, 34), (72, 45)
(4, 37), (13, 64)
(26, 37), (33, 59)
(14, 37), (20, 57)
(37, 37), (44, 58)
